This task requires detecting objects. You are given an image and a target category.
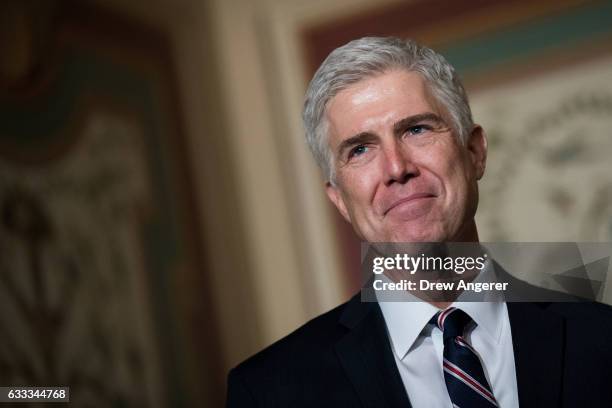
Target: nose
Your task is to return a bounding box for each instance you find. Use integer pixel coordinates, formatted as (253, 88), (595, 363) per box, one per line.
(382, 141), (418, 186)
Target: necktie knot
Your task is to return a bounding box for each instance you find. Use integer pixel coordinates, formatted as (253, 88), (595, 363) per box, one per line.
(431, 307), (474, 341)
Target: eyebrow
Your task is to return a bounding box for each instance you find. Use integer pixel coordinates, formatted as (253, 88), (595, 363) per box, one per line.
(335, 112), (447, 159)
(392, 112), (446, 136)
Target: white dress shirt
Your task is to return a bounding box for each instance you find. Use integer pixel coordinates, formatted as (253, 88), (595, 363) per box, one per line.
(377, 271), (519, 408)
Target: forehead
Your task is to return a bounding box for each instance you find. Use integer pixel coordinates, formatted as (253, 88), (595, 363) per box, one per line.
(325, 70), (437, 138)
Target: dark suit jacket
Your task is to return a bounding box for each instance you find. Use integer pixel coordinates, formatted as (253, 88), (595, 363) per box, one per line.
(227, 294), (612, 407)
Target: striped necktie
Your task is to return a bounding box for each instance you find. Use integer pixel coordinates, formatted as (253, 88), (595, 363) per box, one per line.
(431, 307), (498, 407)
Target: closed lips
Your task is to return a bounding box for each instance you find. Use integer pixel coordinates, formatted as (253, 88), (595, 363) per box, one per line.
(384, 193), (436, 215)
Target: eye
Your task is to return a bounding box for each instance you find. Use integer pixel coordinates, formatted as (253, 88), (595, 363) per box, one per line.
(348, 144), (369, 159)
(407, 125), (429, 135)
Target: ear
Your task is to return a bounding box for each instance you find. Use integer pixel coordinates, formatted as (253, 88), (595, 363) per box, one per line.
(325, 181), (351, 223)
(466, 125), (487, 180)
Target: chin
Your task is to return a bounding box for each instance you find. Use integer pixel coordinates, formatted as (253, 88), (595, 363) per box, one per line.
(387, 229), (447, 243)
(377, 217), (450, 243)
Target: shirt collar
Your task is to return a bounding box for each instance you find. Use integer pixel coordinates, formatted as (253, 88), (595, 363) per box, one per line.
(454, 259), (504, 342)
(376, 260), (505, 360)
(378, 292), (439, 360)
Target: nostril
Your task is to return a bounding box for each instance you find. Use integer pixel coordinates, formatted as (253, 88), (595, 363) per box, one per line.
(385, 167), (418, 186)
(398, 171), (414, 184)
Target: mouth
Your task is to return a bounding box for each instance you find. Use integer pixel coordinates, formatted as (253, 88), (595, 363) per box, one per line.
(384, 193), (436, 216)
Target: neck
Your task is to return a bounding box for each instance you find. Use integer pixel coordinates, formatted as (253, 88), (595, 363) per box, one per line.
(453, 219), (480, 242)
(430, 225), (481, 309)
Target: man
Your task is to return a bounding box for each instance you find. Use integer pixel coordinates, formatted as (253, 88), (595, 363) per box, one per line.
(226, 37), (612, 407)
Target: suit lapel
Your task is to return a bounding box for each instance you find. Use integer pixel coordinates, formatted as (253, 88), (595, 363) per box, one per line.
(507, 302), (565, 406)
(335, 295), (411, 408)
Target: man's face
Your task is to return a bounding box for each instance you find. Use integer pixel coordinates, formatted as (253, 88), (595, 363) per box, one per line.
(324, 69), (487, 243)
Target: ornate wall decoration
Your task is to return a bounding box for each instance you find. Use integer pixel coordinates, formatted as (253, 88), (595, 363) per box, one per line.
(0, 2), (221, 406)
(0, 114), (160, 406)
(472, 56), (612, 242)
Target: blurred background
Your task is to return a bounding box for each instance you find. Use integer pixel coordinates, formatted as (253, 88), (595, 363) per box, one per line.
(0, 0), (611, 406)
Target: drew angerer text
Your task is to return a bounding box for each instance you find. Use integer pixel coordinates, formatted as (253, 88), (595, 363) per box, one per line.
(373, 279), (508, 293)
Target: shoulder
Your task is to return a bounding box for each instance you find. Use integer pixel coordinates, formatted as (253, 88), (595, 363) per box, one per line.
(525, 301), (612, 346)
(226, 297), (363, 406)
(546, 301), (612, 337)
(543, 300), (612, 320)
(229, 298), (352, 380)
(512, 300), (612, 324)
(549, 302), (612, 374)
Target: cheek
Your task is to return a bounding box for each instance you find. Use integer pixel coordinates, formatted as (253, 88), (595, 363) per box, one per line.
(446, 161), (478, 219)
(445, 171), (471, 213)
(421, 148), (471, 208)
(338, 169), (378, 211)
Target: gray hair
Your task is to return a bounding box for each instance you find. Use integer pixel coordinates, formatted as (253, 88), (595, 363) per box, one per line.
(302, 37), (473, 182)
